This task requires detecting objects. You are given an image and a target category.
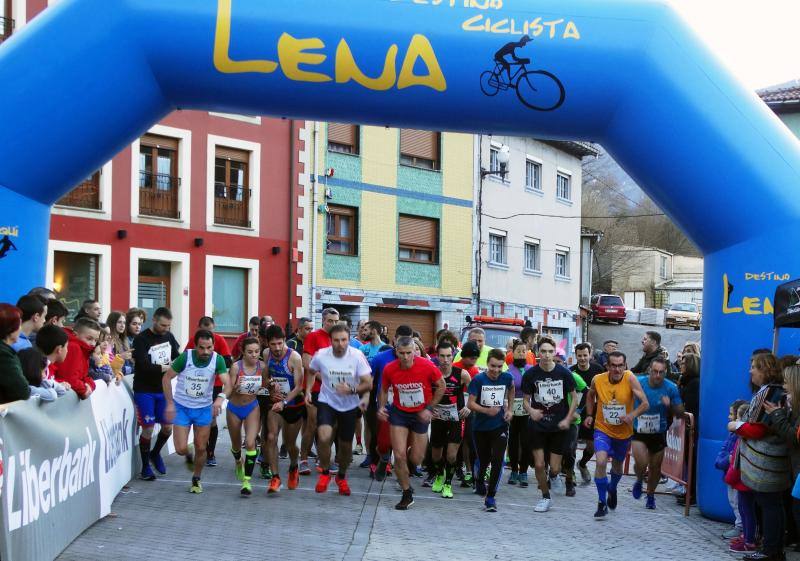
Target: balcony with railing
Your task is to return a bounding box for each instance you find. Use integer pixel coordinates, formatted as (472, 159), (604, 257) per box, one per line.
(214, 182), (250, 228)
(0, 16), (13, 43)
(139, 171), (180, 219)
(56, 174), (101, 210)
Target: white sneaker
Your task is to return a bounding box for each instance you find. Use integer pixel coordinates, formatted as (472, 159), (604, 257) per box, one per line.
(534, 497), (552, 512)
(549, 475), (565, 493)
(670, 484), (686, 496)
(664, 479), (678, 491)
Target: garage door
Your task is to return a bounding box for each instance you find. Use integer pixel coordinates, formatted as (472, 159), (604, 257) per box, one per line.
(369, 308), (437, 348)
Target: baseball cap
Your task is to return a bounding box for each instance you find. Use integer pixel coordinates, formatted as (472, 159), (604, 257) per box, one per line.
(461, 341), (480, 358)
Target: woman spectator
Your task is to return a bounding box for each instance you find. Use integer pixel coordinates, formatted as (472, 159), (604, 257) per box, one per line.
(730, 352), (790, 561)
(125, 308), (146, 348)
(18, 347), (63, 402)
(0, 303), (32, 404)
(677, 353), (701, 505)
(107, 311), (133, 376)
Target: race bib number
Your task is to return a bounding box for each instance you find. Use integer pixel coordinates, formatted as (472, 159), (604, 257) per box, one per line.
(512, 398), (526, 417)
(329, 370), (353, 390)
(238, 375), (262, 395)
(185, 374), (208, 399)
(149, 342), (171, 366)
(480, 385), (505, 407)
(602, 403), (627, 426)
(274, 378), (292, 396)
(435, 403), (459, 422)
(637, 413), (660, 434)
(537, 379), (564, 406)
(398, 387), (425, 408)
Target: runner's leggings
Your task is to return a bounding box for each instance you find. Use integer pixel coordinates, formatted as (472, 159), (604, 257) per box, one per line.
(508, 415), (530, 474)
(473, 425), (509, 498)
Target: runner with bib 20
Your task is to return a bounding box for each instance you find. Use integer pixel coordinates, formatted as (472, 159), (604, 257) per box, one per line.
(631, 356), (683, 509)
(429, 341), (471, 499)
(467, 348), (515, 513)
(226, 336), (265, 496)
(163, 329), (231, 494)
(584, 350), (649, 519)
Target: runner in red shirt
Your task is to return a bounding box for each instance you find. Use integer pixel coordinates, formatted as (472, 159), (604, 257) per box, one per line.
(185, 316), (232, 466)
(299, 307), (340, 475)
(378, 336), (445, 510)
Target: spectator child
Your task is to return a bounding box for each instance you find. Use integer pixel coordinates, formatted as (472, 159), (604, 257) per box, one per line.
(716, 399), (748, 540)
(35, 324), (71, 391)
(18, 347), (63, 402)
(54, 317), (100, 399)
(89, 329), (114, 384)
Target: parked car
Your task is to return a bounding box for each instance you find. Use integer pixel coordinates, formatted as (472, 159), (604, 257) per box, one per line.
(460, 315), (528, 349)
(590, 294), (626, 325)
(665, 302), (701, 330)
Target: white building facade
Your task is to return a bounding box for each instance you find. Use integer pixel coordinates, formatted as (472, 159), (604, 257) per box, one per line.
(475, 136), (597, 348)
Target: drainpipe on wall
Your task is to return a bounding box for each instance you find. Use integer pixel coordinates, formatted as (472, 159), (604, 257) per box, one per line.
(309, 121), (320, 320)
(475, 134), (484, 316)
(287, 119), (296, 331)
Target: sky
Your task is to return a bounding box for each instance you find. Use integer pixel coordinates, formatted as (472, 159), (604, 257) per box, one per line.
(667, 0), (800, 90)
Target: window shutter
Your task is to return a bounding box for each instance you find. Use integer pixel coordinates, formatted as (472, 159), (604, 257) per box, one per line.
(328, 123), (357, 147)
(215, 146), (250, 162)
(141, 134), (179, 150)
(399, 129), (439, 160)
(399, 215), (437, 247)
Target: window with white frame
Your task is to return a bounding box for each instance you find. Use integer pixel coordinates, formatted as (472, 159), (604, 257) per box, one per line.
(212, 266), (247, 333)
(555, 246), (570, 278)
(659, 255), (668, 279)
(556, 172), (571, 201)
(524, 238), (541, 272)
(489, 146), (499, 172)
(489, 231), (507, 266)
(525, 159), (542, 191)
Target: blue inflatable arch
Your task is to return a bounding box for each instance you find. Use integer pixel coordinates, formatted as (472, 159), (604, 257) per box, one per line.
(2, 0), (800, 519)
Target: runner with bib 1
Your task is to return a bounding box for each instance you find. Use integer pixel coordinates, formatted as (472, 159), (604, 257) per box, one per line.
(226, 337), (265, 496)
(584, 351), (649, 519)
(429, 342), (472, 498)
(631, 358), (683, 509)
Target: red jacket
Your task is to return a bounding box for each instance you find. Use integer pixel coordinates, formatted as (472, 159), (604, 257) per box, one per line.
(54, 330), (96, 399)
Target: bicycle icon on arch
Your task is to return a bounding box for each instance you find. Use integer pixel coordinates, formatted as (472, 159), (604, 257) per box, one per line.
(480, 35), (566, 112)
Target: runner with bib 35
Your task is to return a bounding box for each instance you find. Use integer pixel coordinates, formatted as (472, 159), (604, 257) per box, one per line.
(584, 351), (648, 519)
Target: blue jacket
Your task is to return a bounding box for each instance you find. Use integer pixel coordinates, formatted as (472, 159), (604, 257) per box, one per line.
(715, 432), (738, 472)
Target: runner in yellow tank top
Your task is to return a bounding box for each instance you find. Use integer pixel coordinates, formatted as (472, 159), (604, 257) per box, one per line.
(584, 351), (648, 519)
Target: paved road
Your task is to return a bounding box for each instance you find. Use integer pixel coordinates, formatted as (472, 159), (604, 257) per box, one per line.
(57, 430), (776, 561)
(588, 321), (701, 365)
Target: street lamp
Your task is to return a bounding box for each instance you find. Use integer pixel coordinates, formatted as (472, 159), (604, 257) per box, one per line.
(481, 144), (510, 178)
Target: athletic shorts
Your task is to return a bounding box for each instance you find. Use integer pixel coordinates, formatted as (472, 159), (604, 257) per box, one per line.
(134, 392), (167, 426)
(310, 391), (320, 407)
(528, 426), (569, 453)
(430, 419), (463, 447)
(317, 402), (358, 442)
(632, 432), (667, 454)
(389, 406), (429, 435)
(174, 402), (213, 427)
(227, 399), (259, 421)
(279, 406), (307, 424)
(593, 430), (631, 462)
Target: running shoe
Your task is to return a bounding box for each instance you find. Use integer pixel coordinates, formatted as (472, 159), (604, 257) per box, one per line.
(594, 501), (608, 519)
(359, 457), (372, 468)
(722, 527), (742, 540)
(268, 476), (282, 494)
(431, 474), (445, 493)
(261, 464), (272, 479)
(518, 473), (529, 488)
(330, 462), (340, 474)
(288, 466), (300, 490)
(670, 484), (686, 496)
(566, 483), (576, 497)
(579, 465), (592, 484)
(743, 552), (783, 561)
(240, 479), (252, 496)
(632, 479), (643, 500)
(534, 497), (552, 512)
(206, 455), (217, 467)
(646, 494), (656, 510)
(485, 497), (497, 512)
(299, 460), (311, 475)
(455, 466), (466, 482)
(315, 473), (331, 493)
(441, 484), (454, 499)
(375, 458), (389, 483)
(474, 480), (487, 497)
(309, 448), (318, 459)
(422, 473), (436, 488)
(354, 443), (363, 455)
(412, 466), (425, 478)
(140, 465), (157, 481)
(149, 451), (167, 475)
(189, 477), (203, 494)
(607, 486), (618, 510)
(335, 476), (351, 496)
(729, 540), (757, 553)
(395, 489), (414, 510)
(550, 475), (565, 493)
(234, 461), (245, 482)
(279, 445), (288, 459)
(508, 471), (519, 485)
